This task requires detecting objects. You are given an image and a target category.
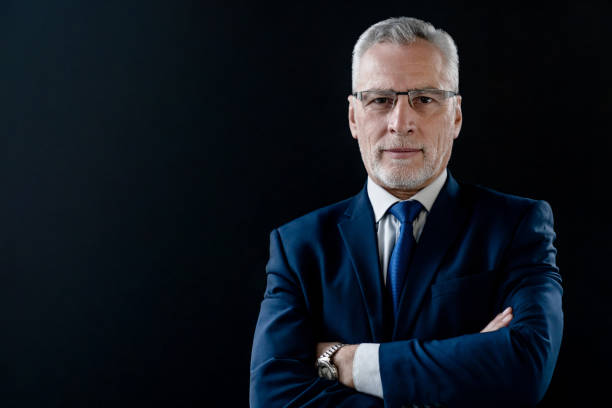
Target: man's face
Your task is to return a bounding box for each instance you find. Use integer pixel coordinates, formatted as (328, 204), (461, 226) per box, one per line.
(348, 40), (462, 194)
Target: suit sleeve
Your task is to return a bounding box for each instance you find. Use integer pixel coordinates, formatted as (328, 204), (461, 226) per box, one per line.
(379, 200), (563, 408)
(250, 229), (384, 408)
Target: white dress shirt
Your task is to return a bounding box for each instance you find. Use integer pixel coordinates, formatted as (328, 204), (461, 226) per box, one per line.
(352, 169), (448, 398)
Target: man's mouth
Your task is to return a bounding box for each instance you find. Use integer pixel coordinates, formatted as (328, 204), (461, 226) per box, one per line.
(385, 148), (421, 153)
(382, 147), (422, 158)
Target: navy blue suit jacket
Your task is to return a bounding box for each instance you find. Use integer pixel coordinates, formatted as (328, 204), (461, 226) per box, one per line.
(250, 173), (563, 407)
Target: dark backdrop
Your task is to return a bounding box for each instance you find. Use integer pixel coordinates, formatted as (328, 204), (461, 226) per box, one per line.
(1, 1), (610, 406)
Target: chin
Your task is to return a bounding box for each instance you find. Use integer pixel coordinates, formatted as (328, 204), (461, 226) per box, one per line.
(375, 165), (434, 191)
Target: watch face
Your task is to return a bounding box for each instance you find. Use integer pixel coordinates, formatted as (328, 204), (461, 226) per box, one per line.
(317, 361), (337, 380)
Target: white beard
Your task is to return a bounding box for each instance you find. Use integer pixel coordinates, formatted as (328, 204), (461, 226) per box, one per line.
(359, 134), (453, 191)
(371, 152), (436, 190)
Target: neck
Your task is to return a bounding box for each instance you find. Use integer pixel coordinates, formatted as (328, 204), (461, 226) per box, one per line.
(383, 187), (419, 200)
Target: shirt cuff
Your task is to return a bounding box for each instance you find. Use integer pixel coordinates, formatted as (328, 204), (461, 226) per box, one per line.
(352, 343), (383, 398)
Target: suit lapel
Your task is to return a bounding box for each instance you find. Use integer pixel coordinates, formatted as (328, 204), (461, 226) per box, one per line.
(393, 172), (468, 339)
(337, 185), (386, 343)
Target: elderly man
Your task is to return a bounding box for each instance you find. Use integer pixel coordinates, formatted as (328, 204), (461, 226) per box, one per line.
(250, 17), (562, 408)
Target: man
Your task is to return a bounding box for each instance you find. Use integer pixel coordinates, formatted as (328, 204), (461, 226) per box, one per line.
(250, 17), (563, 408)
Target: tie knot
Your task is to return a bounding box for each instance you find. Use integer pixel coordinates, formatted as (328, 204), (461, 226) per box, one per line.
(388, 200), (424, 224)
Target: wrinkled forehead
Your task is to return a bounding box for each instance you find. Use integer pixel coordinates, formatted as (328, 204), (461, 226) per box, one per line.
(356, 41), (449, 90)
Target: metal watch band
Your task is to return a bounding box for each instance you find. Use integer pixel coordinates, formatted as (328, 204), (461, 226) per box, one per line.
(320, 343), (345, 360)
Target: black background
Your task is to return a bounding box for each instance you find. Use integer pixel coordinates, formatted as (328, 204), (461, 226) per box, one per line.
(1, 1), (610, 406)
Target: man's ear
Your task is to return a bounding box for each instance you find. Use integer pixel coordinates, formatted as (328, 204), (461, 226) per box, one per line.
(348, 95), (358, 140)
(452, 95), (462, 139)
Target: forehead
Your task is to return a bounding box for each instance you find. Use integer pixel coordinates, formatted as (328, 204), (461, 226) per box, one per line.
(356, 40), (447, 90)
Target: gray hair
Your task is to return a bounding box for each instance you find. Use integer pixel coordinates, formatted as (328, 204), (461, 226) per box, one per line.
(351, 17), (459, 92)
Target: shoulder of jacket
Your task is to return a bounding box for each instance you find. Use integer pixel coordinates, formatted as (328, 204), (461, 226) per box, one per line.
(274, 194), (356, 236)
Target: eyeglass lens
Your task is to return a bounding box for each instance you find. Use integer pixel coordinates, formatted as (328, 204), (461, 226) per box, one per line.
(359, 90), (453, 115)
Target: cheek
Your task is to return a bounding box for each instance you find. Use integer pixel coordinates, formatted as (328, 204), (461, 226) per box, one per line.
(359, 120), (386, 146)
(358, 123), (380, 150)
(430, 116), (456, 147)
(435, 127), (456, 161)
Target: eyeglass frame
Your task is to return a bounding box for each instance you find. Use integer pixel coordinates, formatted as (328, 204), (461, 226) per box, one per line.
(351, 88), (460, 111)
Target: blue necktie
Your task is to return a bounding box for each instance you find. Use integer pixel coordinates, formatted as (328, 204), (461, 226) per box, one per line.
(387, 200), (424, 319)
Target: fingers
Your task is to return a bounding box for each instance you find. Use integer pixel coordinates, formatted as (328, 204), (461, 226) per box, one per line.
(480, 306), (513, 333)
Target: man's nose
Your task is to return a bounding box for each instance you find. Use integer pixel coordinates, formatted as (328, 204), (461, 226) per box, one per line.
(387, 95), (417, 135)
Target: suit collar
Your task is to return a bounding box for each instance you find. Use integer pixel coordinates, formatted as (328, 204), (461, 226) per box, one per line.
(338, 185), (387, 342)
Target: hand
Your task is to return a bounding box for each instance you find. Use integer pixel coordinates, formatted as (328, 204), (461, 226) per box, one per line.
(316, 342), (358, 388)
(480, 306), (513, 333)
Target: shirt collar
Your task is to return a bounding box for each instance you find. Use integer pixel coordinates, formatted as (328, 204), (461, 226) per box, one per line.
(367, 169), (448, 223)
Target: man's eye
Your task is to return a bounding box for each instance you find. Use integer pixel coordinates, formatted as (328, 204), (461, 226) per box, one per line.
(415, 96), (434, 104)
(372, 97), (392, 104)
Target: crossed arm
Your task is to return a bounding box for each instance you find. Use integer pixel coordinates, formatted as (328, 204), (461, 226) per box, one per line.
(316, 307), (515, 390)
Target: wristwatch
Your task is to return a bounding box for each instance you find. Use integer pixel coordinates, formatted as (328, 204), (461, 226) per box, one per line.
(315, 343), (345, 380)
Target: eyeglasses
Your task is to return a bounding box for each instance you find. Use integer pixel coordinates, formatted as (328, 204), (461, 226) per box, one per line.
(352, 88), (459, 115)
